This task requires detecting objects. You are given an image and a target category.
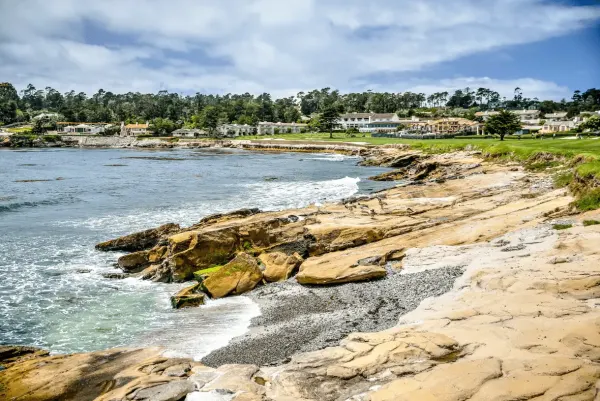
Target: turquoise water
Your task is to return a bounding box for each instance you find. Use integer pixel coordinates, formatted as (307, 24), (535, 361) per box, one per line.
(0, 147), (392, 359)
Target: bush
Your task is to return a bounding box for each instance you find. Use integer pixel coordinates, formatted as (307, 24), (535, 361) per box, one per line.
(583, 220), (600, 226)
(42, 135), (61, 142)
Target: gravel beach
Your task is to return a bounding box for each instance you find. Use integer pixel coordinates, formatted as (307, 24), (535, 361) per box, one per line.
(202, 266), (463, 367)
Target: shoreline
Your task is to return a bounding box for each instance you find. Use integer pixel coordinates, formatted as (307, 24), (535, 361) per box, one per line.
(3, 145), (600, 400)
(202, 266), (463, 367)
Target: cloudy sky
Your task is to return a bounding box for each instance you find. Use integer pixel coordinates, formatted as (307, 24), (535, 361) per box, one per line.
(1, 0), (599, 100)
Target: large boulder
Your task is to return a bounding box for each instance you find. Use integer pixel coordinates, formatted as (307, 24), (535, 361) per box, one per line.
(118, 250), (150, 272)
(171, 283), (206, 309)
(296, 261), (387, 285)
(259, 252), (303, 282)
(203, 253), (263, 298)
(169, 229), (239, 282)
(96, 223), (180, 252)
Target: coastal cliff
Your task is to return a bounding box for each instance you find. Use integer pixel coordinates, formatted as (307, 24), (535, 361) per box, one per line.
(2, 147), (600, 401)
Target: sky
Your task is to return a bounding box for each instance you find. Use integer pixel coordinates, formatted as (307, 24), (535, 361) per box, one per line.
(0, 0), (599, 100)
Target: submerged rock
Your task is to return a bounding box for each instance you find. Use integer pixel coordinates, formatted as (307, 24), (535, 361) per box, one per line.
(171, 283), (206, 309)
(259, 252), (303, 282)
(96, 223), (180, 252)
(203, 253), (263, 298)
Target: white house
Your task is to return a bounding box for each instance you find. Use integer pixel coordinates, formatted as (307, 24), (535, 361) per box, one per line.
(217, 124), (255, 137)
(540, 121), (576, 134)
(121, 122), (150, 137)
(172, 128), (208, 138)
(59, 123), (111, 134)
(337, 113), (373, 131)
(257, 122), (308, 135)
(544, 112), (568, 122)
(474, 111), (500, 121)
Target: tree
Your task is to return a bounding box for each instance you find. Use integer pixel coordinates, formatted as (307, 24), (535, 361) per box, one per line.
(580, 115), (600, 132)
(485, 110), (521, 141)
(149, 118), (178, 136)
(200, 105), (220, 135)
(319, 101), (341, 138)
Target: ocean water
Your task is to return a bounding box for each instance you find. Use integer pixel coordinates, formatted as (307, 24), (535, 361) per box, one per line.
(0, 147), (392, 359)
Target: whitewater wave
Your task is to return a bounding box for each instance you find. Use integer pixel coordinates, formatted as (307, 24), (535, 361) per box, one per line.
(306, 154), (359, 162)
(244, 176), (361, 209)
(54, 177), (361, 234)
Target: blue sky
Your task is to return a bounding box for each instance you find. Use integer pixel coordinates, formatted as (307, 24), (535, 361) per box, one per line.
(0, 0), (598, 100)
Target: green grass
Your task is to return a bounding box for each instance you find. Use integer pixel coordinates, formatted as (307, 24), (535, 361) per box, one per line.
(193, 265), (223, 282)
(583, 220), (600, 227)
(575, 160), (600, 180)
(574, 189), (600, 211)
(553, 171), (574, 188)
(552, 224), (573, 230)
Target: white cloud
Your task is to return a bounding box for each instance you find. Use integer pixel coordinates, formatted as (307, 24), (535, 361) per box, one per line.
(0, 0), (598, 99)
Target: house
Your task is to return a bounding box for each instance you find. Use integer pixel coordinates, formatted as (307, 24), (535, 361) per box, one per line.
(475, 110), (540, 125)
(120, 122), (150, 137)
(57, 122), (111, 134)
(540, 121), (576, 134)
(338, 113), (408, 132)
(512, 110), (541, 124)
(544, 112), (568, 122)
(172, 128), (208, 138)
(217, 124), (255, 137)
(474, 111), (500, 121)
(337, 113), (373, 131)
(574, 111), (600, 124)
(409, 118), (479, 135)
(257, 122), (308, 135)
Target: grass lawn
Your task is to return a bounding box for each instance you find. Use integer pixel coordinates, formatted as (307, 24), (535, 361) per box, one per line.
(233, 132), (600, 160)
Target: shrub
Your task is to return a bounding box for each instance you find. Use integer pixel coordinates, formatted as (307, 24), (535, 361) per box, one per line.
(552, 224), (572, 230)
(583, 220), (600, 226)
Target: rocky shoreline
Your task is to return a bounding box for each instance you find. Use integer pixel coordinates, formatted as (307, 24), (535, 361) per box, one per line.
(202, 266), (464, 368)
(3, 145), (600, 401)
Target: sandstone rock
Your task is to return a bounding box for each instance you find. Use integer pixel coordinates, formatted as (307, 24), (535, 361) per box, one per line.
(130, 380), (195, 401)
(0, 345), (49, 364)
(203, 253), (263, 298)
(388, 153), (421, 168)
(202, 364), (264, 395)
(118, 250), (150, 272)
(171, 283), (206, 309)
(296, 262), (386, 285)
(259, 252), (303, 282)
(169, 229), (239, 282)
(190, 208), (261, 229)
(96, 223), (180, 252)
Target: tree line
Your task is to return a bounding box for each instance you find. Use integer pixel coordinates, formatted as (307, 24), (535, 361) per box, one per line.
(1, 82), (599, 134)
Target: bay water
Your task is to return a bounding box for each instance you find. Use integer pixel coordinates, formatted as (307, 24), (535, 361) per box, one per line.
(0, 147), (392, 359)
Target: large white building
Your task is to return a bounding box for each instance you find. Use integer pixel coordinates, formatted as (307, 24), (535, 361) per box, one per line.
(337, 113), (412, 132)
(217, 124), (255, 137)
(257, 122), (308, 135)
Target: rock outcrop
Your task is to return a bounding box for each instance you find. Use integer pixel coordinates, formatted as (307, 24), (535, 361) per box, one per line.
(259, 252), (303, 282)
(203, 253), (264, 298)
(96, 223), (180, 252)
(170, 283), (206, 309)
